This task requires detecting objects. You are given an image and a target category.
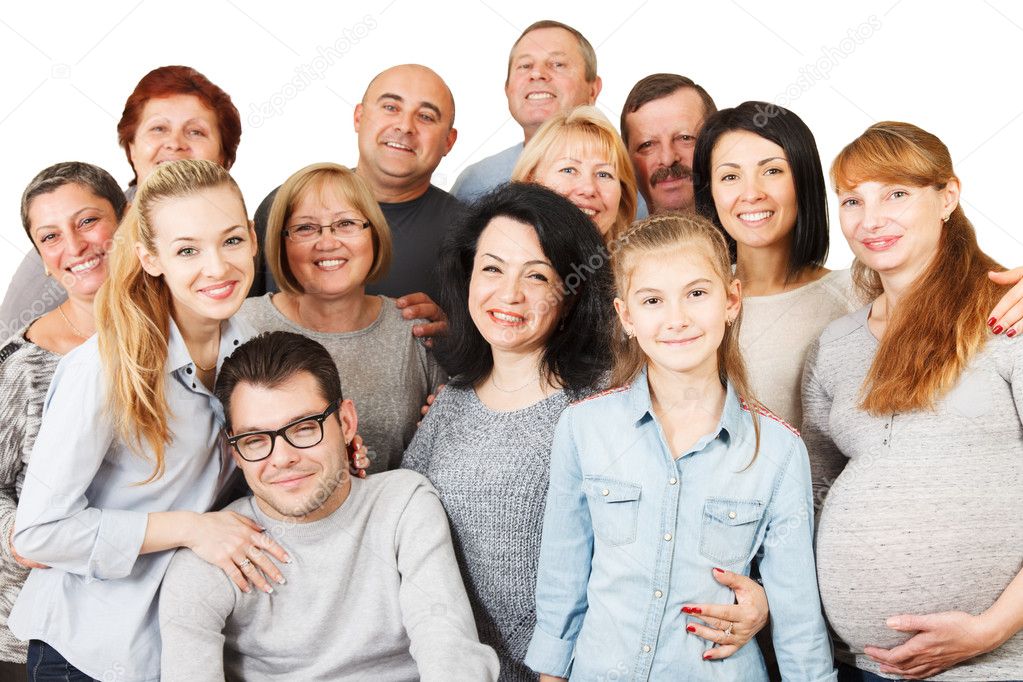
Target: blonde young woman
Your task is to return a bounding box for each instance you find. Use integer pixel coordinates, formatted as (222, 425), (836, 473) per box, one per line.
(238, 163), (446, 472)
(804, 122), (1023, 680)
(511, 105), (638, 241)
(9, 160), (289, 681)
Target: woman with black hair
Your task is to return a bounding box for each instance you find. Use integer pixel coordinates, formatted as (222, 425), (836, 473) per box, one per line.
(401, 182), (612, 681)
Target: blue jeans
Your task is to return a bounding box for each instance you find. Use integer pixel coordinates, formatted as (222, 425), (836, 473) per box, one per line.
(26, 641), (95, 682)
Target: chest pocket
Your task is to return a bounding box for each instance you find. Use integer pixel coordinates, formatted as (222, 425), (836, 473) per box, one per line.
(699, 497), (764, 566)
(584, 476), (641, 547)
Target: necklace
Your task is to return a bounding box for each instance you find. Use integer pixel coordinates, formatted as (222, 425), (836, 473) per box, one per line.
(490, 372), (537, 393)
(192, 332), (221, 372)
(57, 303), (89, 339)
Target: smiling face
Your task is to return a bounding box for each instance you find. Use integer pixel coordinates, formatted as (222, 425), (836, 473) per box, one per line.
(284, 183), (375, 298)
(27, 183), (119, 301)
(228, 372), (357, 523)
(710, 130), (798, 253)
(625, 88), (707, 212)
(615, 247), (740, 379)
(468, 216), (565, 356)
(353, 65), (457, 196)
(138, 185), (255, 332)
(505, 27), (601, 140)
(128, 94), (224, 184)
(838, 179), (957, 284)
(533, 138), (621, 237)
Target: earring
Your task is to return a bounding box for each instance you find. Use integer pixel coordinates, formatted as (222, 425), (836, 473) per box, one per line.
(942, 214), (950, 223)
(726, 318), (734, 327)
(625, 329), (635, 339)
(44, 268), (51, 277)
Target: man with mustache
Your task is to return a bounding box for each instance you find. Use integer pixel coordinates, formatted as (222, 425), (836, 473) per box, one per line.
(450, 20), (601, 203)
(621, 73), (717, 216)
(159, 331), (498, 681)
(252, 64), (461, 337)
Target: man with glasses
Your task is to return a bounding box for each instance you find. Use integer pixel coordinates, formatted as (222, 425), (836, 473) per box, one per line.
(159, 331), (498, 681)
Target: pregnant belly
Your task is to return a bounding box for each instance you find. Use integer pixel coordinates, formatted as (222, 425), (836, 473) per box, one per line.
(815, 458), (1023, 652)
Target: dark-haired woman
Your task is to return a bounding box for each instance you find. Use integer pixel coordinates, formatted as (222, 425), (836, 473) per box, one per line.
(1, 65), (242, 337)
(693, 101), (1023, 427)
(803, 122), (1023, 680)
(402, 183), (613, 681)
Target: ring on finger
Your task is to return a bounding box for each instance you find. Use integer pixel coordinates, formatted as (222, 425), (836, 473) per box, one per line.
(722, 623), (734, 638)
(238, 558), (253, 569)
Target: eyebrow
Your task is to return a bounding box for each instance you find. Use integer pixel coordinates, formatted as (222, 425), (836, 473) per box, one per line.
(515, 49), (570, 60)
(634, 278), (712, 294)
(232, 409), (319, 435)
(715, 156), (788, 171)
(378, 92), (442, 117)
(170, 223), (247, 245)
(33, 206), (106, 233)
(481, 252), (554, 268)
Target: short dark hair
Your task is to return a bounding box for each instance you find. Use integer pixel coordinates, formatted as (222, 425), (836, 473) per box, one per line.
(21, 162), (128, 248)
(620, 73), (717, 147)
(692, 101), (829, 274)
(436, 182), (612, 394)
(215, 331), (342, 432)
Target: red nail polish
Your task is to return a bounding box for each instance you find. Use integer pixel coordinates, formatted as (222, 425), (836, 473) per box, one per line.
(703, 652), (713, 660)
(687, 625), (696, 632)
(1008, 329), (1018, 338)
(691, 606), (702, 614)
(681, 606), (691, 613)
(993, 325), (1004, 335)
(988, 317), (998, 327)
(713, 567), (724, 574)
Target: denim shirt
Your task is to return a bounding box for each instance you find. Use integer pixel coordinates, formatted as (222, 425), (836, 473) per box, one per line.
(525, 370), (836, 681)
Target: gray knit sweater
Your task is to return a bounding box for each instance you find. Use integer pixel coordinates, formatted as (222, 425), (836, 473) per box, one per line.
(0, 325), (60, 664)
(238, 294), (446, 472)
(159, 470), (498, 681)
(403, 385), (572, 682)
(802, 305), (1023, 680)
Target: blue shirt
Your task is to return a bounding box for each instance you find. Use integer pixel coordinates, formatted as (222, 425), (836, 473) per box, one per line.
(525, 370), (836, 681)
(10, 316), (252, 682)
(450, 143), (523, 203)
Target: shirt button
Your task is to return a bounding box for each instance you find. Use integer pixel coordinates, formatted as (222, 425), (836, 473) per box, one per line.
(728, 511), (737, 519)
(884, 423), (889, 429)
(185, 367), (192, 375)
(642, 644), (651, 653)
(654, 590), (663, 598)
(883, 439), (888, 445)
(663, 533), (672, 541)
(668, 477), (677, 485)
(233, 339), (239, 345)
(601, 488), (610, 496)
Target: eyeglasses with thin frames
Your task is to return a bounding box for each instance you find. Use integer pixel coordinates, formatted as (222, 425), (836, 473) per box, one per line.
(283, 218), (371, 242)
(226, 399), (341, 462)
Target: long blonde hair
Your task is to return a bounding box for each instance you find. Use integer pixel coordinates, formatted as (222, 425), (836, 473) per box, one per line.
(95, 159), (245, 483)
(512, 105), (637, 241)
(610, 212), (761, 457)
(831, 122), (1004, 414)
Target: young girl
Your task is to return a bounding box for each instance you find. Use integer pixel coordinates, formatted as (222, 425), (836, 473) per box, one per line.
(525, 213), (836, 681)
(9, 159), (289, 681)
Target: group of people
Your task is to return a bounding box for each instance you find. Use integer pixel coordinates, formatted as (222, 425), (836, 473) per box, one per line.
(0, 17), (1021, 682)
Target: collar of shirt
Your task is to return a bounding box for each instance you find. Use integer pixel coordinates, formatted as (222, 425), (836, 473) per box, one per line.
(624, 367), (751, 457)
(165, 315), (253, 376)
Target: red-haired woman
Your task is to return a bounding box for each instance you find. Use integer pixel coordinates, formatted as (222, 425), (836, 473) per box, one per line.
(803, 122), (1023, 680)
(1, 66), (242, 336)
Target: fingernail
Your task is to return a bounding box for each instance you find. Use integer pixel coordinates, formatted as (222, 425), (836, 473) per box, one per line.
(686, 625), (696, 633)
(284, 555), (293, 564)
(713, 567), (724, 574)
(993, 325), (1004, 334)
(988, 316), (998, 327)
(264, 585), (274, 594)
(681, 606), (691, 614)
(276, 575), (286, 585)
(703, 652), (713, 660)
(1008, 329), (1017, 338)
(691, 607), (702, 614)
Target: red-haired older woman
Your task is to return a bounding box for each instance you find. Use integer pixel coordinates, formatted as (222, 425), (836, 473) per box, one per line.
(1, 65), (242, 338)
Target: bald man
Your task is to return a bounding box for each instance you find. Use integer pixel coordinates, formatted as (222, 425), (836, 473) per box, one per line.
(252, 65), (463, 334)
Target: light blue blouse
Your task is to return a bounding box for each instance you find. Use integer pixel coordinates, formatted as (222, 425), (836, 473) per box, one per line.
(9, 316), (252, 682)
(525, 370), (836, 681)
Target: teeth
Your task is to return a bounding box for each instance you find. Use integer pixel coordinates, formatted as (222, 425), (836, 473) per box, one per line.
(204, 283), (232, 296)
(492, 311), (524, 323)
(577, 208), (597, 216)
(526, 92), (554, 100)
(316, 259), (345, 267)
(739, 211), (773, 222)
(385, 142), (412, 151)
(69, 257), (101, 273)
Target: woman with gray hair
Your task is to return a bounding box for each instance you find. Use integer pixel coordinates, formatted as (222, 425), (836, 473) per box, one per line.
(0, 162), (126, 677)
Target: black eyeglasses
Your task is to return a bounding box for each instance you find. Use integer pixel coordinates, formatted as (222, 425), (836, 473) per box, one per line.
(282, 218), (371, 242)
(226, 399), (341, 462)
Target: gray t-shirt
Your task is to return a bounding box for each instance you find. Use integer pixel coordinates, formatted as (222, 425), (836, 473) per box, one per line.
(158, 470), (499, 682)
(802, 305), (1023, 679)
(252, 184), (465, 303)
(237, 294), (446, 472)
(450, 143), (523, 204)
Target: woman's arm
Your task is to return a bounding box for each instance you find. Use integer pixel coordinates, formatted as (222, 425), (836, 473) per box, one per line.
(523, 410), (593, 678)
(759, 438), (837, 681)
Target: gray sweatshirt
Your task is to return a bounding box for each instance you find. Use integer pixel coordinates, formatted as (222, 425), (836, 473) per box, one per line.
(802, 304), (1023, 680)
(158, 470), (499, 681)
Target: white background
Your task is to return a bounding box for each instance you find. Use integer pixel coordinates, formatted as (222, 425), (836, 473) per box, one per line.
(2, 0), (1022, 298)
